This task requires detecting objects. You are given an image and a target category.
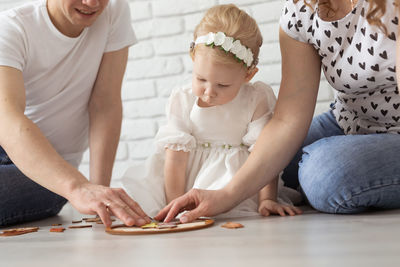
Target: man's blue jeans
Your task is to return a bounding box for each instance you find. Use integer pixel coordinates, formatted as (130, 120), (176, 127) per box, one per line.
(282, 110), (400, 214)
(0, 147), (67, 226)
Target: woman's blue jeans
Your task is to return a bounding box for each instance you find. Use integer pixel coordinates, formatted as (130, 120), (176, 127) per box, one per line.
(282, 110), (400, 214)
(0, 147), (67, 226)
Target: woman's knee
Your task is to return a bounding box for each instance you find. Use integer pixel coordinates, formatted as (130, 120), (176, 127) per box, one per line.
(298, 136), (366, 213)
(298, 134), (400, 213)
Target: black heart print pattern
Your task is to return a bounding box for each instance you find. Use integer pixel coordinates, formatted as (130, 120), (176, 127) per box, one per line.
(281, 0), (400, 134)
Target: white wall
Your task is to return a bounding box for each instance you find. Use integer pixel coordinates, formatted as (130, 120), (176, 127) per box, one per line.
(0, 0), (334, 178)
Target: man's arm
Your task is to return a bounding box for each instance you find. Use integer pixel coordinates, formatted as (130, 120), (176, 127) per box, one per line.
(0, 65), (150, 227)
(88, 47), (128, 186)
(0, 66), (87, 196)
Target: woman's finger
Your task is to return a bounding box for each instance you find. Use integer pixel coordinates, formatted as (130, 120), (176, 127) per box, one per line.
(154, 201), (175, 221)
(164, 200), (189, 222)
(164, 193), (196, 222)
(178, 203), (207, 223)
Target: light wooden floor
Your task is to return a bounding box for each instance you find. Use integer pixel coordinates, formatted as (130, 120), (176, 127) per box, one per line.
(1, 203), (400, 267)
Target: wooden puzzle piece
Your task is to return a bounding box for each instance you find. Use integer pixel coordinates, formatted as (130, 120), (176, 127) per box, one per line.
(221, 222), (244, 229)
(68, 225), (93, 229)
(0, 227), (39, 237)
(50, 227), (66, 232)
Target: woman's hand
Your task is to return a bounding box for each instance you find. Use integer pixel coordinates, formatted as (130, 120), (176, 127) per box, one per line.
(68, 182), (151, 227)
(154, 188), (233, 223)
(258, 199), (302, 217)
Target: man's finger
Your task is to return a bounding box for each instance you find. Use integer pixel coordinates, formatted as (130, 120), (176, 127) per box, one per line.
(96, 203), (112, 227)
(118, 190), (151, 222)
(108, 195), (146, 225)
(108, 201), (146, 226)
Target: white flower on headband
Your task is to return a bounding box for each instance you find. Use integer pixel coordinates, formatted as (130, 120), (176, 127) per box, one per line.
(230, 40), (242, 55)
(214, 32), (226, 46)
(221, 37), (234, 51)
(206, 32), (216, 45)
(194, 31), (255, 68)
(237, 47), (248, 61)
(244, 48), (254, 67)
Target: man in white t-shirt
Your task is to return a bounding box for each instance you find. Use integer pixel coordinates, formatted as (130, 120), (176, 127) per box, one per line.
(0, 0), (151, 227)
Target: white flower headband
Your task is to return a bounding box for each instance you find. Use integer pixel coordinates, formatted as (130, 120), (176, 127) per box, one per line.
(190, 32), (257, 68)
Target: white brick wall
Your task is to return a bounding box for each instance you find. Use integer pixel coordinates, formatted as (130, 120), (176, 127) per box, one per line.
(1, 0), (334, 179)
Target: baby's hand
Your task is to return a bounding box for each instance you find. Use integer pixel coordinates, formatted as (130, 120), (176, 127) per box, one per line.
(258, 199), (302, 217)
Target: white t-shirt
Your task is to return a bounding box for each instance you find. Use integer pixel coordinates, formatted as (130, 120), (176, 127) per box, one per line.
(0, 0), (137, 167)
(280, 0), (399, 135)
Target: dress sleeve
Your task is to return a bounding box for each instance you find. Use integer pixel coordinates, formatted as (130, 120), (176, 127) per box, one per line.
(104, 0), (137, 52)
(155, 88), (197, 152)
(242, 82), (277, 152)
(279, 0), (312, 43)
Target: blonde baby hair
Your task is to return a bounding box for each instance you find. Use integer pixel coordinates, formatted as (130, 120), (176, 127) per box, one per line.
(191, 4), (263, 69)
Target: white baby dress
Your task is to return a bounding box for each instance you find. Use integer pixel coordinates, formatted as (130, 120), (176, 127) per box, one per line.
(119, 81), (298, 218)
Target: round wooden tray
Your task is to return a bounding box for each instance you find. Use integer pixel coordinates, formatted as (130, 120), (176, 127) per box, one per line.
(105, 219), (214, 235)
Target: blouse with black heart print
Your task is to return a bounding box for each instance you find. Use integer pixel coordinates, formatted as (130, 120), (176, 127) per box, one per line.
(280, 0), (400, 134)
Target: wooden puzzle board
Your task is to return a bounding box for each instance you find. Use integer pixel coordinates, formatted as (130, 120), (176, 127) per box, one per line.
(105, 219), (214, 235)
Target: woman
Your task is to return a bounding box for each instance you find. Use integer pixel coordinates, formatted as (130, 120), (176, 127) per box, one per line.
(155, 0), (400, 223)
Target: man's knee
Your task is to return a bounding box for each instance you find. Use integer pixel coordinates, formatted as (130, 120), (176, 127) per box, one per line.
(0, 177), (67, 227)
(0, 197), (67, 227)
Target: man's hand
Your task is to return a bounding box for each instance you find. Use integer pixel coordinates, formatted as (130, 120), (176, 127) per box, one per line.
(68, 182), (151, 227)
(154, 188), (233, 223)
